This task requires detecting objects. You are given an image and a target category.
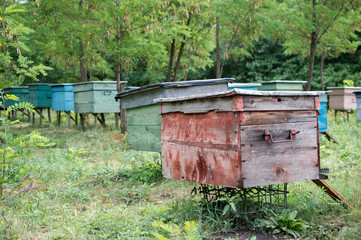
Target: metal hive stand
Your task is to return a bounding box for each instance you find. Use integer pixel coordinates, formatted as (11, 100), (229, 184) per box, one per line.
(194, 184), (289, 214)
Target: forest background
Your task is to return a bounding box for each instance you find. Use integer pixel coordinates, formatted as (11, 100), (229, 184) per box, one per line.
(2, 0), (361, 91)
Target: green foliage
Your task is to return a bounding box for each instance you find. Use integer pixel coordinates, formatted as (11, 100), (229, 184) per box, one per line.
(253, 209), (308, 238)
(0, 3), (51, 88)
(152, 221), (201, 240)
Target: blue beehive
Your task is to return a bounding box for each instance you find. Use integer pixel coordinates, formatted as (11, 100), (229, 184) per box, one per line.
(318, 92), (328, 133)
(228, 83), (261, 90)
(51, 84), (74, 111)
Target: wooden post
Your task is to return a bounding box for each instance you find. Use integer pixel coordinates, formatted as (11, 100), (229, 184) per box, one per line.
(14, 110), (17, 119)
(87, 113), (90, 128)
(11, 110), (14, 119)
(22, 110), (25, 121)
(32, 112), (35, 125)
(94, 113), (98, 130)
(115, 113), (119, 128)
(80, 114), (85, 132)
(67, 111), (71, 127)
(48, 108), (51, 123)
(28, 110), (31, 122)
(57, 111), (61, 126)
(75, 113), (78, 126)
(39, 108), (43, 125)
(100, 113), (106, 128)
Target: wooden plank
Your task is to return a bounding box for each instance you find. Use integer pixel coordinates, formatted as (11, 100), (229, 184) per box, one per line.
(241, 121), (319, 188)
(162, 142), (242, 188)
(312, 180), (352, 209)
(94, 113), (98, 129)
(161, 97), (234, 114)
(115, 113), (119, 128)
(243, 96), (316, 111)
(240, 111), (317, 125)
(128, 125), (162, 152)
(67, 111), (71, 127)
(162, 112), (240, 146)
(126, 104), (161, 126)
(161, 111), (242, 188)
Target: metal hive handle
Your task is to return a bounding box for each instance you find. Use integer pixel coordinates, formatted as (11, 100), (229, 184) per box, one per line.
(264, 129), (300, 143)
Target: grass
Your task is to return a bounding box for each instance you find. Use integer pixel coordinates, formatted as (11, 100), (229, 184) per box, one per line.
(1, 110), (361, 239)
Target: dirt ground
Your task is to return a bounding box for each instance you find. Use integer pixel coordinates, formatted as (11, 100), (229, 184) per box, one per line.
(212, 230), (288, 240)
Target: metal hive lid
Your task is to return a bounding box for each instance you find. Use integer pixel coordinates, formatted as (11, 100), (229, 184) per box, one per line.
(115, 78), (235, 99)
(154, 89), (320, 103)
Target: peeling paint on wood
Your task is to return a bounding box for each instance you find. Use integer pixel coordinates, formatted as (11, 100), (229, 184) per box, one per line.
(160, 92), (320, 188)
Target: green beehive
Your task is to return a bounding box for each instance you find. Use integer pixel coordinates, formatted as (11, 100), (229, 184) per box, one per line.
(259, 80), (306, 91)
(28, 83), (52, 108)
(73, 81), (125, 113)
(2, 87), (29, 108)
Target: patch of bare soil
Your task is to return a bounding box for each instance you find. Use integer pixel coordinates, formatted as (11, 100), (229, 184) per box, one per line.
(109, 134), (126, 141)
(212, 230), (289, 240)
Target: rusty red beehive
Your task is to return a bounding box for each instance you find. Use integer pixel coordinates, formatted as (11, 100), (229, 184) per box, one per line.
(156, 89), (321, 189)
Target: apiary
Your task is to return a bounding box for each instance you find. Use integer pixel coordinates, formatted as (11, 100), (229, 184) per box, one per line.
(51, 84), (74, 112)
(156, 89), (321, 188)
(327, 87), (361, 110)
(259, 80), (306, 91)
(228, 83), (261, 90)
(3, 86), (29, 108)
(115, 78), (234, 153)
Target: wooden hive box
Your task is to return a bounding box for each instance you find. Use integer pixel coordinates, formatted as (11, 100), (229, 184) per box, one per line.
(156, 89), (321, 188)
(2, 86), (29, 108)
(51, 84), (74, 112)
(259, 80), (306, 91)
(115, 78), (235, 153)
(327, 87), (361, 110)
(318, 92), (329, 133)
(28, 83), (52, 108)
(73, 81), (125, 114)
(228, 83), (262, 91)
(353, 91), (361, 121)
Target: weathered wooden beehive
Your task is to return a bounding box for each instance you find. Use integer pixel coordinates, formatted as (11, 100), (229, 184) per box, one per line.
(51, 84), (74, 112)
(28, 83), (52, 108)
(228, 83), (261, 90)
(156, 89), (321, 188)
(2, 87), (29, 108)
(353, 91), (361, 121)
(327, 87), (361, 110)
(259, 80), (306, 91)
(115, 79), (234, 153)
(73, 81), (124, 113)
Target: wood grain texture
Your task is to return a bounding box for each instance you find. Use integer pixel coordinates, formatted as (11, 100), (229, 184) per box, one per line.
(240, 111), (317, 125)
(243, 96), (316, 111)
(128, 125), (162, 152)
(126, 104), (161, 126)
(161, 111), (242, 188)
(241, 121), (319, 188)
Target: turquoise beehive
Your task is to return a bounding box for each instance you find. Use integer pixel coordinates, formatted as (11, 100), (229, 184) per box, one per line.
(51, 84), (74, 111)
(28, 83), (52, 108)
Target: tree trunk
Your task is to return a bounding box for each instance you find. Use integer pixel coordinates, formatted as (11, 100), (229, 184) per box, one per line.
(320, 51), (325, 91)
(79, 41), (87, 82)
(216, 16), (221, 78)
(115, 0), (127, 133)
(88, 55), (93, 82)
(167, 39), (175, 82)
(306, 32), (317, 91)
(172, 14), (192, 82)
